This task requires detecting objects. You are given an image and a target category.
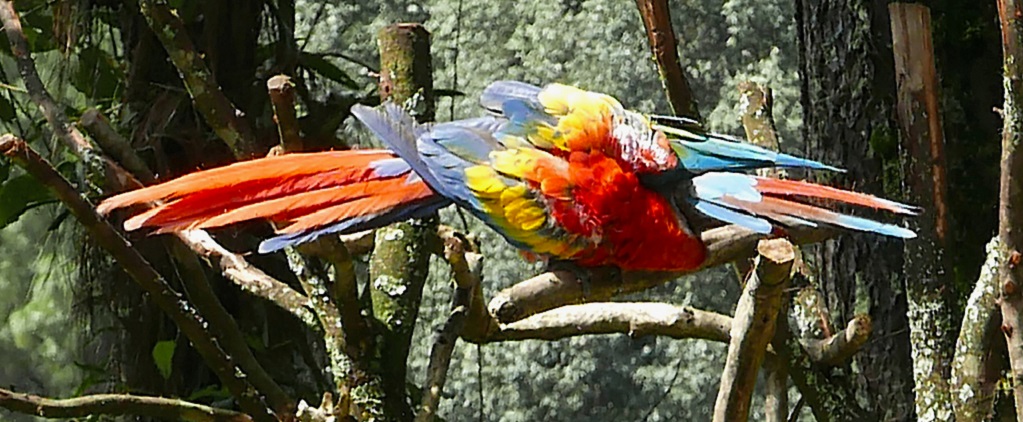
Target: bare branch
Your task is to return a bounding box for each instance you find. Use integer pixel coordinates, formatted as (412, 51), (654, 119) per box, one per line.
(268, 74), (304, 152)
(890, 5), (955, 418)
(714, 239), (795, 422)
(0, 136), (274, 421)
(416, 235), (474, 422)
(995, 0), (1023, 417)
(137, 0), (259, 158)
(179, 230), (316, 327)
(80, 109), (156, 184)
(0, 388), (250, 422)
(0, 1), (139, 191)
(802, 315), (872, 366)
(952, 237), (1002, 420)
(489, 224), (832, 324)
(633, 0), (699, 118)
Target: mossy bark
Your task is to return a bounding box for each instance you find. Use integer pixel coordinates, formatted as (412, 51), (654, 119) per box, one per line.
(364, 23), (436, 421)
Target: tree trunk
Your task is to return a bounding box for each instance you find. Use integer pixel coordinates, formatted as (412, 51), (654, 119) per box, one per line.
(796, 0), (914, 419)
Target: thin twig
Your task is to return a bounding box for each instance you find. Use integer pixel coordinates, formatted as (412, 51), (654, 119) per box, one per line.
(801, 315), (872, 366)
(80, 109), (156, 184)
(416, 235), (473, 422)
(0, 387), (251, 422)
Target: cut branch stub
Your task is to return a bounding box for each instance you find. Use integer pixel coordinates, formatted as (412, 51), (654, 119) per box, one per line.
(713, 238), (795, 422)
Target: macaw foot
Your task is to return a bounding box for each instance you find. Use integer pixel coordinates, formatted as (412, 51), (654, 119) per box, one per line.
(545, 259), (622, 299)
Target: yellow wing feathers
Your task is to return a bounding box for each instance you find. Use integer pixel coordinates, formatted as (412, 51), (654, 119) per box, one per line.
(463, 151), (581, 257)
(528, 84), (621, 152)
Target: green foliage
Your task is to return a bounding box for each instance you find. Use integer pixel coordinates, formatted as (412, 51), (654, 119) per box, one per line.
(152, 340), (176, 380)
(0, 172), (54, 230)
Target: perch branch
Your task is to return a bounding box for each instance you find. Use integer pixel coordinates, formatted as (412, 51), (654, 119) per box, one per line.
(0, 388), (250, 422)
(0, 136), (274, 422)
(137, 0), (258, 158)
(634, 0), (699, 118)
(995, 0), (1023, 417)
(479, 302), (731, 343)
(714, 238), (795, 422)
(489, 224), (832, 324)
(952, 237), (1002, 420)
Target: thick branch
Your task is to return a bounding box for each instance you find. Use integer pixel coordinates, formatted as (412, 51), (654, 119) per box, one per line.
(996, 1), (1023, 420)
(367, 23), (436, 420)
(952, 237), (1002, 420)
(137, 0), (258, 158)
(0, 388), (250, 422)
(714, 239), (795, 422)
(634, 0), (699, 118)
(890, 5), (955, 419)
(489, 224), (832, 324)
(0, 136), (274, 421)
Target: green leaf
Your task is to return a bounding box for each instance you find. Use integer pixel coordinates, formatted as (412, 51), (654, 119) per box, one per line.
(299, 52), (359, 89)
(186, 384), (231, 402)
(0, 173), (54, 229)
(152, 340), (176, 380)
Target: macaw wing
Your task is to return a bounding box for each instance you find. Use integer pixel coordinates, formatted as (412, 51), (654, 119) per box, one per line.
(480, 81), (624, 153)
(417, 120), (587, 257)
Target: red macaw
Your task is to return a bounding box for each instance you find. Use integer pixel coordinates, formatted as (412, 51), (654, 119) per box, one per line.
(98, 81), (916, 272)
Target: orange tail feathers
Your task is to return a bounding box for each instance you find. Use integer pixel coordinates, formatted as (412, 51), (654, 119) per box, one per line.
(98, 150), (439, 237)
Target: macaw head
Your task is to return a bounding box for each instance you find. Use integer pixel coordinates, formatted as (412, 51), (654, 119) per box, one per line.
(609, 110), (679, 175)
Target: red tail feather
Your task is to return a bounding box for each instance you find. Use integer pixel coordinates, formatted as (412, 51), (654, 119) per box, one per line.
(753, 177), (917, 215)
(99, 149), (435, 235)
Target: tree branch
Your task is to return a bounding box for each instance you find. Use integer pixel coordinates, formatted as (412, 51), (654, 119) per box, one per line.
(801, 315), (871, 366)
(268, 74), (303, 152)
(952, 237), (1002, 420)
(137, 0), (259, 158)
(714, 239), (795, 422)
(416, 234), (475, 422)
(79, 109), (156, 184)
(634, 0), (699, 118)
(0, 136), (274, 421)
(995, 0), (1023, 418)
(178, 230), (317, 328)
(0, 388), (250, 422)
(889, 5), (955, 418)
(0, 1), (138, 190)
(488, 224), (833, 324)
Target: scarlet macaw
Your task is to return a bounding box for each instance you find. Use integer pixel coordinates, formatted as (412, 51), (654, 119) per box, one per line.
(97, 81), (916, 272)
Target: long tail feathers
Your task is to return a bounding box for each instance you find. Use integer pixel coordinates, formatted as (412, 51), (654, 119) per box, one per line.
(655, 124), (843, 173)
(690, 172), (917, 238)
(98, 150), (448, 252)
